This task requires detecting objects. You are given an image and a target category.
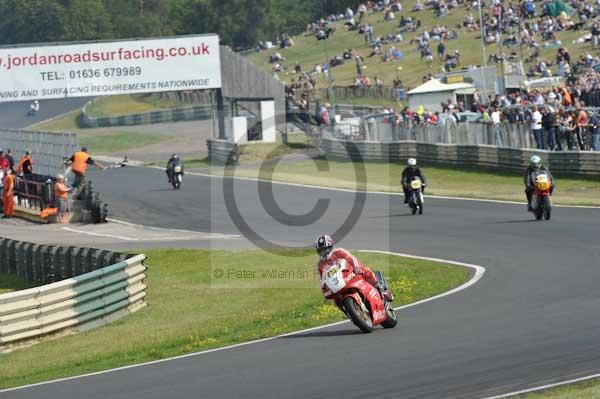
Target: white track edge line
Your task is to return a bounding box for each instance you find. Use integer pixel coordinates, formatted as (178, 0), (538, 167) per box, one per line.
(0, 250), (485, 393)
(481, 373), (600, 399)
(61, 227), (139, 241)
(106, 218), (241, 239)
(152, 167), (598, 209)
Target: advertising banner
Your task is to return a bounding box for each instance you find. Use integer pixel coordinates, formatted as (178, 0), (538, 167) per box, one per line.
(0, 34), (221, 102)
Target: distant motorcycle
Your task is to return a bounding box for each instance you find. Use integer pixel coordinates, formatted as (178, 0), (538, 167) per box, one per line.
(530, 173), (552, 220)
(321, 259), (397, 333)
(171, 163), (183, 190)
(26, 101), (39, 116)
(408, 177), (424, 215)
(106, 157), (128, 169)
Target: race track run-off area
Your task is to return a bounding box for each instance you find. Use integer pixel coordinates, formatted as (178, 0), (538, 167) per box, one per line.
(2, 165), (600, 399)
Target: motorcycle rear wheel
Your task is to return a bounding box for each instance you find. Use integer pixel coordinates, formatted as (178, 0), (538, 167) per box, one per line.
(342, 296), (374, 333)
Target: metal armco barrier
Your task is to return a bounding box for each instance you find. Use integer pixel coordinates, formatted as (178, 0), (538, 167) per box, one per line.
(337, 117), (533, 148)
(0, 129), (78, 177)
(0, 238), (129, 285)
(320, 138), (600, 176)
(0, 254), (147, 347)
(207, 138), (237, 164)
(81, 100), (213, 128)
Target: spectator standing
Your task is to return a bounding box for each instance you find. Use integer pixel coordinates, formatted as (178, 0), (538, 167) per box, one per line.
(0, 150), (7, 214)
(16, 149), (33, 177)
(6, 149), (14, 173)
(576, 106), (588, 150)
(0, 150), (9, 171)
(589, 112), (600, 151)
(54, 174), (71, 223)
(2, 169), (14, 218)
(319, 103), (331, 126)
(531, 106), (543, 149)
(491, 107), (503, 146)
(437, 40), (446, 61)
(542, 108), (557, 150)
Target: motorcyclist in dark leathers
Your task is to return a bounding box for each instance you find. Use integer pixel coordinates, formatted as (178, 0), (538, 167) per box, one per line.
(524, 155), (555, 211)
(401, 158), (427, 204)
(166, 154), (184, 183)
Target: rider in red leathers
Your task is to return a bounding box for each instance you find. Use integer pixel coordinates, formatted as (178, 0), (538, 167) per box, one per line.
(316, 235), (383, 298)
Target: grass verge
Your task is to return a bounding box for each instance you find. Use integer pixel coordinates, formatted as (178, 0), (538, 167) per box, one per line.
(78, 131), (173, 155)
(0, 248), (469, 389)
(203, 159), (600, 206)
(28, 110), (84, 131)
(508, 378), (600, 398)
(85, 95), (179, 118)
(0, 274), (33, 295)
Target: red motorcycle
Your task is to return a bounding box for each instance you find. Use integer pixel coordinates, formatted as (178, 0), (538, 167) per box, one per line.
(530, 173), (553, 221)
(321, 259), (397, 333)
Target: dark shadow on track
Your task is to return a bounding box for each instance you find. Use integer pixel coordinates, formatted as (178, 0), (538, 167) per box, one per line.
(369, 213), (419, 219)
(487, 219), (539, 224)
(281, 329), (362, 338)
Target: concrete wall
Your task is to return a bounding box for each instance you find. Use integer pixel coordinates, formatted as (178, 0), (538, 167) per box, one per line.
(220, 46), (286, 132)
(320, 138), (600, 176)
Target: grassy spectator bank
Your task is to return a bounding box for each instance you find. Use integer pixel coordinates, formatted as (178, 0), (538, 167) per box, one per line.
(0, 248), (468, 389)
(248, 0), (588, 93)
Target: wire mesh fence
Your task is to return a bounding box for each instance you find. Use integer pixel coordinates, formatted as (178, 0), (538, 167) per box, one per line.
(0, 129), (79, 177)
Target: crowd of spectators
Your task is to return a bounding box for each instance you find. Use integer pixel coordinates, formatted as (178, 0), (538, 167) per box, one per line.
(269, 0), (600, 151)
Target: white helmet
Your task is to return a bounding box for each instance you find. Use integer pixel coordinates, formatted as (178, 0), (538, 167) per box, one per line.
(34, 100), (39, 104)
(408, 158), (417, 167)
(530, 155), (542, 170)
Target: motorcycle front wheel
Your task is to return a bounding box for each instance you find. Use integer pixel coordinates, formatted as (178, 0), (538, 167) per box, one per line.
(543, 196), (551, 220)
(342, 296), (374, 333)
(381, 303), (398, 329)
(535, 201), (544, 220)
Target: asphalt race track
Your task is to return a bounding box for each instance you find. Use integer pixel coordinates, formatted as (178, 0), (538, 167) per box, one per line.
(3, 112), (600, 398)
(0, 97), (91, 129)
(4, 165), (600, 399)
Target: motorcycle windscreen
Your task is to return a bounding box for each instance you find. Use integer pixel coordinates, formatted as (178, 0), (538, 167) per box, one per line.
(322, 263), (347, 293)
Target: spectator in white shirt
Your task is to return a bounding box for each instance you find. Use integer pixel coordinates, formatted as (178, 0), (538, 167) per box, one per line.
(491, 107), (503, 146)
(531, 106), (544, 149)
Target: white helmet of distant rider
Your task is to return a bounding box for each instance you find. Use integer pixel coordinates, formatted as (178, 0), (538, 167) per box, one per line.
(530, 155), (542, 170)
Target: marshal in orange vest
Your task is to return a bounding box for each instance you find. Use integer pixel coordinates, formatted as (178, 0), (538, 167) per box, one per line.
(71, 151), (90, 174)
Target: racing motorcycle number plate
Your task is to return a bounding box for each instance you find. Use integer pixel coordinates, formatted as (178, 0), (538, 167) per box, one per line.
(322, 264), (346, 294)
(536, 174), (550, 190)
(174, 166), (182, 173)
(410, 179), (422, 190)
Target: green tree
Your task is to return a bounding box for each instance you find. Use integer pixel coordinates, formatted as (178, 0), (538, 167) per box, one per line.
(0, 0), (65, 44)
(61, 0), (113, 41)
